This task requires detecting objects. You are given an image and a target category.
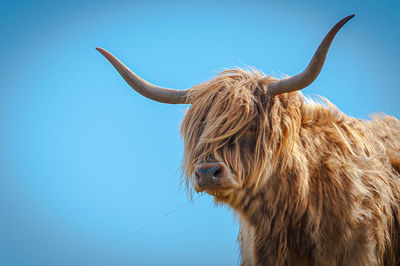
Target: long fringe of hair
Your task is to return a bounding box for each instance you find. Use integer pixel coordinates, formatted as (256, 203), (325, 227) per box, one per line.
(181, 68), (312, 196)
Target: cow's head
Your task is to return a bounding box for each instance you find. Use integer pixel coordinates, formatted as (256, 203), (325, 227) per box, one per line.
(97, 15), (354, 203)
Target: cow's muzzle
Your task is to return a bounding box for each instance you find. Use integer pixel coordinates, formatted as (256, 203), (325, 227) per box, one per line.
(194, 162), (239, 192)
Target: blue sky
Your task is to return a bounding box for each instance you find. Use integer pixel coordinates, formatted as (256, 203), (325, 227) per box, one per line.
(0, 0), (399, 265)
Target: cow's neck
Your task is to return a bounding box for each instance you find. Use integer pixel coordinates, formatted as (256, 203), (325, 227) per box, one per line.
(233, 170), (313, 265)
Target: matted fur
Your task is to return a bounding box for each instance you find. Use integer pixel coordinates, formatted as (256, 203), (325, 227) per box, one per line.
(180, 69), (400, 265)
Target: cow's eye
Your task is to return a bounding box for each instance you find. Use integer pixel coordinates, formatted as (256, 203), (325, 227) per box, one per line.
(228, 137), (237, 147)
(242, 132), (256, 150)
(248, 125), (257, 134)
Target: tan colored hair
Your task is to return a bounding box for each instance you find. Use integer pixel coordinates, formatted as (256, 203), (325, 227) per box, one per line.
(180, 68), (400, 265)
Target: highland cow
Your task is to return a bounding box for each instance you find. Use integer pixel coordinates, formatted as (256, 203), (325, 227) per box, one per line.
(97, 15), (400, 265)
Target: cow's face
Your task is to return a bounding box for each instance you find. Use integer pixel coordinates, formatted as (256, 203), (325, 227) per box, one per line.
(180, 70), (275, 201)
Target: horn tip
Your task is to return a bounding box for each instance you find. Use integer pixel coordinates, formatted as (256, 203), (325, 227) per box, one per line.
(344, 14), (355, 22)
(95, 47), (113, 62)
(96, 47), (106, 53)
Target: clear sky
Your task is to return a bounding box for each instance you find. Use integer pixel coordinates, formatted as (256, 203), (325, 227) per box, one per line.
(0, 0), (399, 265)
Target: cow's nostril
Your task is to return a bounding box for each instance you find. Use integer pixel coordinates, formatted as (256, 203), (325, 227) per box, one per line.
(195, 171), (200, 182)
(214, 168), (222, 178)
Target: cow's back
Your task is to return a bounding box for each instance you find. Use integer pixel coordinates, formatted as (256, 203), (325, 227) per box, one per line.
(368, 114), (400, 174)
(367, 114), (400, 265)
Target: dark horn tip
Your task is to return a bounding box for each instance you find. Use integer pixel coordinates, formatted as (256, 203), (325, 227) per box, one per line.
(95, 47), (115, 64)
(332, 14), (355, 33)
(96, 47), (107, 55)
(342, 14), (355, 23)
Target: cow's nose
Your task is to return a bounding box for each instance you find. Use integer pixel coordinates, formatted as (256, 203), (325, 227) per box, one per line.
(195, 163), (224, 188)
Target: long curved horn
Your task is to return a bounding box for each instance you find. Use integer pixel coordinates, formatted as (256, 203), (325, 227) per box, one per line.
(267, 14), (355, 96)
(96, 47), (189, 104)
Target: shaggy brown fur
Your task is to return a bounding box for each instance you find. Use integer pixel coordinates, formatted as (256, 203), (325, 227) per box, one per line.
(180, 69), (400, 265)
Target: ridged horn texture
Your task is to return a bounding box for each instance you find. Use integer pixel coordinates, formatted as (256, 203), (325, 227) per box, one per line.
(267, 14), (355, 96)
(96, 47), (189, 104)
